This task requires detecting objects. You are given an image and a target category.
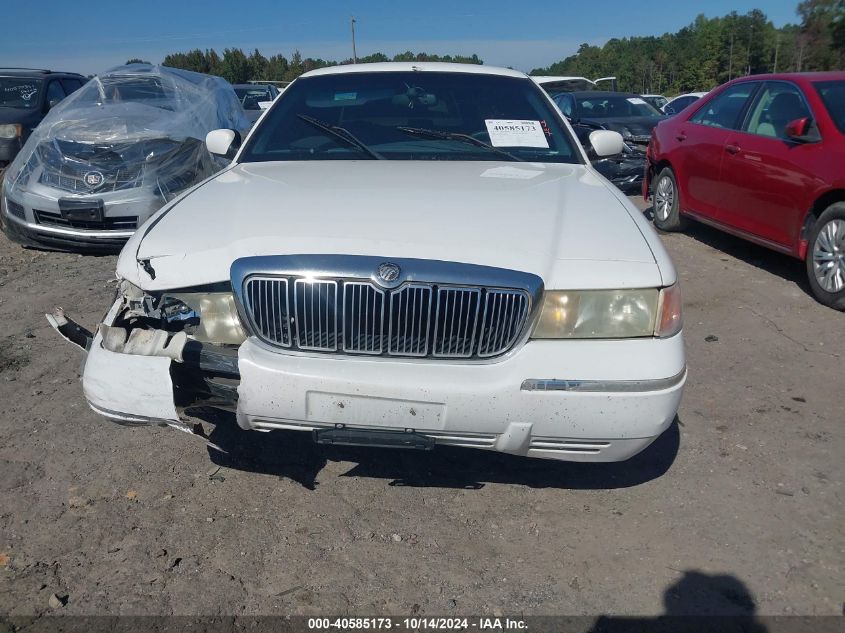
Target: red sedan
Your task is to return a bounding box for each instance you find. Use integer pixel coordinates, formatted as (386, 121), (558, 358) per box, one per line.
(644, 72), (845, 310)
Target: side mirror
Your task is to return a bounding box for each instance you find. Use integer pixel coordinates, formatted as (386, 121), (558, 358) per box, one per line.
(589, 130), (625, 157)
(206, 129), (241, 157)
(663, 105), (675, 115)
(785, 117), (818, 143)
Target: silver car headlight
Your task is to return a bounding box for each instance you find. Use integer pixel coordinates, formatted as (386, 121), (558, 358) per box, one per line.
(531, 284), (682, 339)
(0, 124), (21, 139)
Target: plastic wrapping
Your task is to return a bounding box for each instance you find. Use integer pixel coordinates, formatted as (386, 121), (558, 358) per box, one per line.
(3, 64), (250, 243)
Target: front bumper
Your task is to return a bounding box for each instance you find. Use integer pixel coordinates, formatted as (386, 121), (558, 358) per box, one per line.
(72, 300), (686, 463)
(1, 183), (161, 251)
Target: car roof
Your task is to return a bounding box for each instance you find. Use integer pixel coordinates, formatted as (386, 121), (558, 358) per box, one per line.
(0, 68), (84, 78)
(300, 62), (527, 80)
(726, 71), (845, 86)
(669, 92), (708, 100)
(232, 83), (272, 89)
(567, 90), (641, 98)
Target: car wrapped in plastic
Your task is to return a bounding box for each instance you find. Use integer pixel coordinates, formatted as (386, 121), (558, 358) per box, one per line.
(1, 64), (250, 251)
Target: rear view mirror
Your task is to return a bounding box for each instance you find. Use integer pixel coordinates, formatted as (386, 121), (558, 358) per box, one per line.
(785, 117), (818, 143)
(206, 129), (241, 157)
(589, 130), (625, 157)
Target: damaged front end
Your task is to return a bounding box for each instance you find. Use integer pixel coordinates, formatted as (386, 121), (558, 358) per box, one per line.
(48, 279), (244, 446)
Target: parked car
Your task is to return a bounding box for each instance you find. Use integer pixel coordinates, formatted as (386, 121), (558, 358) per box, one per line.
(551, 90), (666, 148)
(531, 75), (618, 94)
(641, 94), (668, 111)
(233, 83), (280, 124)
(49, 62), (684, 464)
(1, 64), (250, 251)
(0, 68), (86, 167)
(662, 92), (708, 116)
(645, 72), (845, 310)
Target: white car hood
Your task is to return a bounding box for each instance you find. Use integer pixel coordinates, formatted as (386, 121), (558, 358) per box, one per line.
(120, 160), (663, 291)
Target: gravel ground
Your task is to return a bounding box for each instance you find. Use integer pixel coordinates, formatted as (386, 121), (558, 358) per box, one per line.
(0, 196), (842, 619)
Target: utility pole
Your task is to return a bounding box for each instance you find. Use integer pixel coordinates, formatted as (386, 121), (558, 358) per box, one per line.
(773, 34), (780, 73)
(351, 16), (358, 64)
(746, 24), (753, 75)
(728, 31), (734, 80)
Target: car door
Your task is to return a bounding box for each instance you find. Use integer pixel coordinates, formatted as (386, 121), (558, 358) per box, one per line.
(717, 81), (819, 247)
(672, 82), (760, 219)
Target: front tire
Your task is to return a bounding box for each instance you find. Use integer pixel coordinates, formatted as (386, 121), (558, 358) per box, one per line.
(652, 167), (688, 232)
(806, 203), (845, 311)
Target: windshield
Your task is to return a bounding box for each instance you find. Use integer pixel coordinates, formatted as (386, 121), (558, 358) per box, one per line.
(815, 80), (845, 133)
(97, 76), (176, 110)
(0, 78), (43, 109)
(235, 87), (271, 110)
(576, 95), (663, 118)
(240, 71), (580, 163)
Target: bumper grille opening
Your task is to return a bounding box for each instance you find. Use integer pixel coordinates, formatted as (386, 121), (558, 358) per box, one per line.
(33, 209), (137, 231)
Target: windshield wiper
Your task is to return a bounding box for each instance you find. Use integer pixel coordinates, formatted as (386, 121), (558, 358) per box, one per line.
(297, 114), (384, 160)
(395, 126), (525, 162)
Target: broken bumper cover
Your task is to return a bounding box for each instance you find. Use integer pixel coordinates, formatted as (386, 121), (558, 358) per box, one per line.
(70, 301), (685, 463)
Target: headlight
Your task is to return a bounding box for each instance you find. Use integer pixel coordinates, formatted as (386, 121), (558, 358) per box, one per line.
(119, 280), (247, 345)
(0, 124), (21, 139)
(160, 292), (247, 345)
(532, 285), (682, 339)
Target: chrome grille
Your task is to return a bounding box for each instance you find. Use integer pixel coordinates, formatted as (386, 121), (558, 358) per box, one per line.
(432, 287), (481, 358)
(477, 290), (530, 357)
(39, 163), (143, 194)
(294, 279), (338, 351)
(245, 278), (291, 347)
(240, 274), (532, 360)
(343, 282), (385, 354)
(388, 284), (433, 357)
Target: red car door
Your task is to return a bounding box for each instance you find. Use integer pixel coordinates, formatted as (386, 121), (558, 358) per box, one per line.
(718, 81), (819, 248)
(673, 83), (759, 219)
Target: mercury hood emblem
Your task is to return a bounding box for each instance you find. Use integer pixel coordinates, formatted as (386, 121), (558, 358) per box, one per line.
(376, 262), (401, 284)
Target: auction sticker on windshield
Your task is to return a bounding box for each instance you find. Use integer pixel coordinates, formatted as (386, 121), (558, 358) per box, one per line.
(484, 119), (549, 148)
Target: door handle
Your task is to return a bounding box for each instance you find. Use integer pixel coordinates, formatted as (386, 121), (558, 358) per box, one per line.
(675, 133), (686, 141)
(725, 144), (741, 154)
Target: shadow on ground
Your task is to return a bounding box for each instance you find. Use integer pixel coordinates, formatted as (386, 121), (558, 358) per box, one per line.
(196, 409), (681, 491)
(589, 570), (770, 632)
(643, 203), (809, 294)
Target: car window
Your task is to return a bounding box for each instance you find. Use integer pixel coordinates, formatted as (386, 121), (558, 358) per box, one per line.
(46, 80), (67, 106)
(554, 93), (575, 118)
(241, 71), (581, 164)
(234, 86), (272, 110)
(60, 78), (84, 95)
(743, 82), (811, 139)
(814, 80), (845, 134)
(690, 84), (756, 129)
(575, 94), (662, 118)
(0, 77), (43, 109)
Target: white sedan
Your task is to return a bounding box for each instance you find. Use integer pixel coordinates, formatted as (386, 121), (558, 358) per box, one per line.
(662, 92), (709, 115)
(51, 62), (685, 463)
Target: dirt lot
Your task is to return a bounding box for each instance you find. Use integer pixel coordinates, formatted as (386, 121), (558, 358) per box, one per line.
(0, 197), (842, 620)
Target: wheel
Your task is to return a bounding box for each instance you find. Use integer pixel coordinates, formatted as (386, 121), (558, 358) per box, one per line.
(806, 203), (845, 310)
(652, 167), (688, 231)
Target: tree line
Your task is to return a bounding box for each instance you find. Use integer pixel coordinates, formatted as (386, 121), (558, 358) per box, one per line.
(531, 1), (845, 95)
(155, 49), (482, 84)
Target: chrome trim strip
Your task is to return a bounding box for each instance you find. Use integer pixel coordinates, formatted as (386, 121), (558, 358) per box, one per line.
(521, 368), (687, 393)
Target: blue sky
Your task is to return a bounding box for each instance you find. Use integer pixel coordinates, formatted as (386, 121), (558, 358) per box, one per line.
(2, 0), (800, 75)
